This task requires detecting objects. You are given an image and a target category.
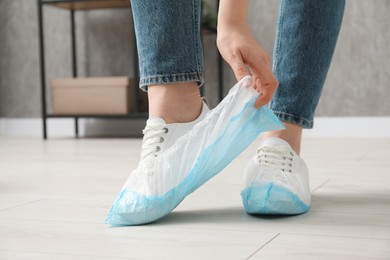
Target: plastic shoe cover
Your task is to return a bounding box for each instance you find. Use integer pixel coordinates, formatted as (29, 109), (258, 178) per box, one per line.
(241, 138), (311, 215)
(241, 183), (310, 215)
(106, 76), (285, 226)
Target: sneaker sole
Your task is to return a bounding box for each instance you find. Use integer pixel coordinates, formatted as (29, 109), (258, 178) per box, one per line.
(241, 183), (310, 215)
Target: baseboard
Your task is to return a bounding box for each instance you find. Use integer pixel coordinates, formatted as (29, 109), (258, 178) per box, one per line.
(0, 118), (146, 138)
(303, 117), (390, 138)
(0, 117), (389, 138)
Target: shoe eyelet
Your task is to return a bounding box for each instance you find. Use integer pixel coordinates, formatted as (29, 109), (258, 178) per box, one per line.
(160, 137), (164, 143)
(163, 127), (168, 133)
(156, 146), (161, 152)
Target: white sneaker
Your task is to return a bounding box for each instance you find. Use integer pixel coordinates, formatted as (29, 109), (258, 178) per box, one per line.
(106, 76), (285, 226)
(241, 137), (311, 214)
(136, 100), (210, 196)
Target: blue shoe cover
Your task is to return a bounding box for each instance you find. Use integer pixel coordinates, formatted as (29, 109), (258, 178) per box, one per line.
(241, 183), (310, 215)
(106, 76), (285, 225)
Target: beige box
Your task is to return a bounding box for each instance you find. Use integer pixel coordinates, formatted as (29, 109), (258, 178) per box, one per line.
(50, 77), (147, 115)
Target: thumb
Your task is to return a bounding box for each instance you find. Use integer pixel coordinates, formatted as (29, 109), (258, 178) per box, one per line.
(228, 54), (251, 81)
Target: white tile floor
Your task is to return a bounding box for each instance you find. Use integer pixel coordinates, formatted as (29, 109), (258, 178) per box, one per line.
(0, 136), (389, 259)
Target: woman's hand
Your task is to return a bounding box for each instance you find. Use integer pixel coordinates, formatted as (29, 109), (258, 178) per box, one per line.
(217, 0), (278, 108)
(217, 26), (278, 108)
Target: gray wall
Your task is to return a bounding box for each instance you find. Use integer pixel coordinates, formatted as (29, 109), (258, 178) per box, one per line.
(1, 0), (389, 118)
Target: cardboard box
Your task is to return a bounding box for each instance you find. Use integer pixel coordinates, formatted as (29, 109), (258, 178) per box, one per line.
(51, 77), (147, 115)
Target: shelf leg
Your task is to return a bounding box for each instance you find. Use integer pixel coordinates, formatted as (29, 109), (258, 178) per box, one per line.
(70, 9), (78, 78)
(70, 9), (79, 138)
(37, 0), (48, 140)
(75, 117), (79, 138)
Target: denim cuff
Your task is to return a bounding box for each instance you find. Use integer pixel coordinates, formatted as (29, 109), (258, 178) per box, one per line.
(272, 111), (314, 129)
(139, 72), (204, 91)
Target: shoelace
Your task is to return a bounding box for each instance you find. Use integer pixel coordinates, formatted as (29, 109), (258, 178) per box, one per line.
(257, 146), (294, 173)
(140, 125), (168, 161)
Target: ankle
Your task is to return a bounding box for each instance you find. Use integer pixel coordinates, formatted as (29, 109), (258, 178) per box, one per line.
(148, 82), (202, 123)
(263, 122), (302, 154)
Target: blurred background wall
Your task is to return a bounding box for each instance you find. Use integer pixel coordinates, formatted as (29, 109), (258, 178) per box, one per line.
(1, 0), (389, 120)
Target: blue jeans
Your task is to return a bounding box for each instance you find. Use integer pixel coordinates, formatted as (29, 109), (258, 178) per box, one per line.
(131, 0), (204, 90)
(131, 0), (345, 128)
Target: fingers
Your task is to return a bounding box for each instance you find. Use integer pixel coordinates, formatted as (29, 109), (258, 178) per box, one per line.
(254, 80), (279, 108)
(221, 47), (278, 109)
(255, 86), (275, 108)
(248, 55), (279, 108)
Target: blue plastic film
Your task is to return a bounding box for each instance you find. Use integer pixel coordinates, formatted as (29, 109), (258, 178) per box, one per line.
(106, 76), (285, 225)
(241, 183), (310, 215)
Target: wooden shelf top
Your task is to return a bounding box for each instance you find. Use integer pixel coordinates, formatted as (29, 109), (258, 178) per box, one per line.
(44, 0), (130, 10)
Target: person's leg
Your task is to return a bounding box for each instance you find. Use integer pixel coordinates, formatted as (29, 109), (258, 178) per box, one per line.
(265, 0), (346, 154)
(148, 82), (202, 123)
(241, 0), (345, 215)
(131, 0), (204, 123)
(106, 0), (210, 225)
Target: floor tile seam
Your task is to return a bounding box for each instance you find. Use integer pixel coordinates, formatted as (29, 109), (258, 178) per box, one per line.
(245, 233), (280, 259)
(162, 227), (390, 241)
(0, 217), (105, 225)
(99, 230), (278, 241)
(2, 214), (390, 231)
(307, 210), (390, 217)
(0, 217), (280, 234)
(309, 210), (390, 216)
(125, 225), (390, 240)
(276, 231), (390, 241)
(0, 249), (131, 259)
(311, 178), (331, 193)
(0, 199), (44, 212)
(147, 225), (280, 235)
(311, 192), (390, 197)
(11, 197), (116, 203)
(1, 217), (389, 242)
(312, 176), (390, 180)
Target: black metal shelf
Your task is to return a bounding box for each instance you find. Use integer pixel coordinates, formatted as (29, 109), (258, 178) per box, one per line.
(41, 0), (130, 10)
(46, 113), (148, 119)
(37, 0), (144, 139)
(37, 0), (223, 139)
